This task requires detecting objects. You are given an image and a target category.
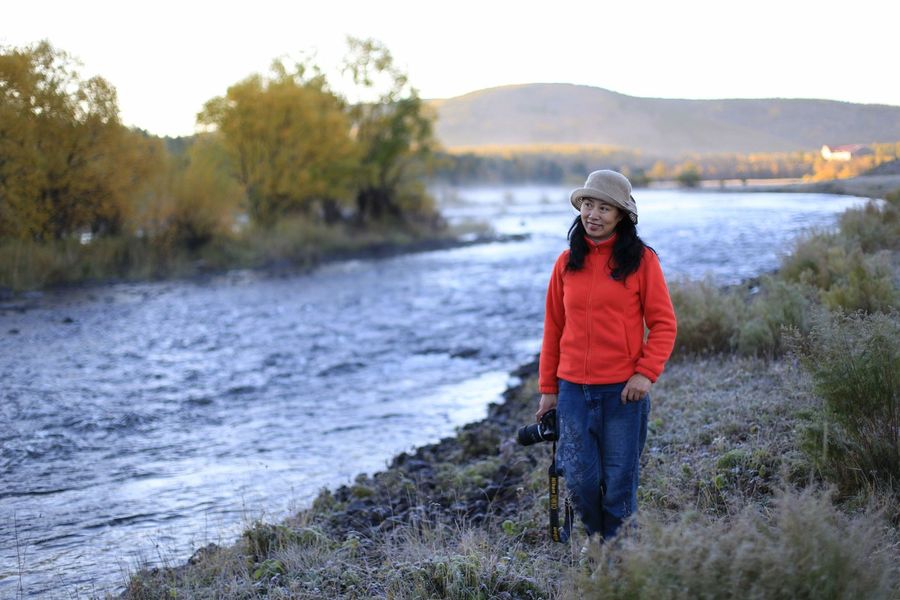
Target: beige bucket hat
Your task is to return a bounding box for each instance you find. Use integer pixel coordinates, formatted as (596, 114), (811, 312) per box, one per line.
(570, 170), (638, 224)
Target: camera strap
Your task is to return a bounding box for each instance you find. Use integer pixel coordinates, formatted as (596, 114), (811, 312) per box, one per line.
(548, 441), (573, 543)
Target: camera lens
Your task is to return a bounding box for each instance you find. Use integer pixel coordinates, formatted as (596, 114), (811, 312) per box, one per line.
(517, 422), (545, 446)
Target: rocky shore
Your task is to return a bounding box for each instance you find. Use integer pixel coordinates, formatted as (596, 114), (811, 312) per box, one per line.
(120, 350), (867, 599)
(122, 357), (567, 598)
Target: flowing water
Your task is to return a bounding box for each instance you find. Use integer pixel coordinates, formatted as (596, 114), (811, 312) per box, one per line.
(0, 186), (866, 597)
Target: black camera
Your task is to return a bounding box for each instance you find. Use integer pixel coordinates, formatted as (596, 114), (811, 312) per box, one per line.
(517, 409), (558, 446)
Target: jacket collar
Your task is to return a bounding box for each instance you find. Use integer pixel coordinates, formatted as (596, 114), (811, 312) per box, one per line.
(584, 233), (617, 253)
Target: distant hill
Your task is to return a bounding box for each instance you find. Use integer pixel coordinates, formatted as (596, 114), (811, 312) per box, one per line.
(428, 84), (900, 157)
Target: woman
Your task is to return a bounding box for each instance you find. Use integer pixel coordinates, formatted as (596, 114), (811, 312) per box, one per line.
(535, 169), (677, 542)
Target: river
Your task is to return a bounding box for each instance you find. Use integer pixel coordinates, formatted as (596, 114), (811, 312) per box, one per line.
(0, 186), (865, 598)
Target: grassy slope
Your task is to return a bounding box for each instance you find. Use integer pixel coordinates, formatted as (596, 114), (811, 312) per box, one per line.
(120, 353), (898, 599)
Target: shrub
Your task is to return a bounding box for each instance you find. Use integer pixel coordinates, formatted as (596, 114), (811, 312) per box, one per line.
(886, 188), (900, 208)
(820, 249), (898, 313)
(838, 198), (900, 253)
(0, 236), (190, 290)
(781, 233), (898, 314)
(675, 164), (701, 188)
(792, 311), (900, 498)
(571, 489), (899, 599)
(737, 277), (815, 357)
(669, 278), (744, 355)
(780, 230), (847, 291)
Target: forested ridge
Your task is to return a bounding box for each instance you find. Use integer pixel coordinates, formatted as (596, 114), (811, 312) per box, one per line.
(431, 83), (900, 155)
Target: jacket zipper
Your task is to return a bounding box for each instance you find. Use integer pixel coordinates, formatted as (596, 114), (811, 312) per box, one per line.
(584, 245), (596, 379)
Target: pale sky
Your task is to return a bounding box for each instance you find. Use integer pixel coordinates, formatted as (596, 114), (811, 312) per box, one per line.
(4, 0), (897, 137)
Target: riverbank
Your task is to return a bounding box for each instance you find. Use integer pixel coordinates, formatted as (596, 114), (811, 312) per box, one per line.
(713, 174), (900, 199)
(6, 175), (892, 297)
(646, 174), (900, 200)
(0, 227), (525, 312)
(117, 191), (900, 599)
(119, 352), (899, 599)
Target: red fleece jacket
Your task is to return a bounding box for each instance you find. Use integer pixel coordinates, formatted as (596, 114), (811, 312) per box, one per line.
(538, 235), (677, 394)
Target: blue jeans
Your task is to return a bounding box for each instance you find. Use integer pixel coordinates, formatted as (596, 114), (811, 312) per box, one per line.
(555, 379), (650, 540)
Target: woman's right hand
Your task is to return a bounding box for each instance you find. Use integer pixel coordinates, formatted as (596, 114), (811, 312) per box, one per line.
(535, 393), (558, 422)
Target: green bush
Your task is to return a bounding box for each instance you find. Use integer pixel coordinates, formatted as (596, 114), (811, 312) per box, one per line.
(780, 230), (847, 291)
(838, 198), (900, 253)
(737, 276), (815, 357)
(669, 278), (745, 355)
(885, 188), (900, 210)
(820, 249), (898, 313)
(781, 233), (898, 314)
(571, 489), (899, 599)
(793, 311), (900, 498)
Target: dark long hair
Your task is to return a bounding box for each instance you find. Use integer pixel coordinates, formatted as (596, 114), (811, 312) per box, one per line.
(566, 216), (652, 281)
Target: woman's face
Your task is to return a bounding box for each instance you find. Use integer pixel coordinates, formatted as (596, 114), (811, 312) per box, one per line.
(580, 198), (623, 242)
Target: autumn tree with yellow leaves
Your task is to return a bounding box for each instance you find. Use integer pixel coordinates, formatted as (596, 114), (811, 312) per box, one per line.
(197, 61), (359, 228)
(0, 39), (445, 290)
(0, 41), (157, 241)
(131, 133), (244, 250)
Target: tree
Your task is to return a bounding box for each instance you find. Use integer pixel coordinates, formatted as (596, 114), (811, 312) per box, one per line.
(675, 162), (701, 188)
(197, 60), (358, 228)
(131, 133), (244, 249)
(342, 37), (438, 224)
(648, 161), (669, 182)
(0, 41), (150, 240)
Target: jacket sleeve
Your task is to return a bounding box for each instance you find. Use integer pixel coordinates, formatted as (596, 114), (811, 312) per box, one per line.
(634, 249), (677, 382)
(538, 252), (568, 394)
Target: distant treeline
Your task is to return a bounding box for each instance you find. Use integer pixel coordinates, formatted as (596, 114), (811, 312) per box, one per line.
(0, 39), (440, 290)
(432, 143), (900, 186)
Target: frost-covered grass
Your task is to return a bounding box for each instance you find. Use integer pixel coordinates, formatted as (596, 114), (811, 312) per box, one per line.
(119, 356), (900, 599)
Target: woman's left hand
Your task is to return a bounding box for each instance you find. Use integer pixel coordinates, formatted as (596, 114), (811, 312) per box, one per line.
(621, 373), (652, 403)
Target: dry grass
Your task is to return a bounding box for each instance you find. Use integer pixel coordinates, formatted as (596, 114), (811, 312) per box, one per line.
(118, 355), (900, 599)
(791, 311), (900, 506)
(571, 488), (899, 600)
(0, 217), (459, 293)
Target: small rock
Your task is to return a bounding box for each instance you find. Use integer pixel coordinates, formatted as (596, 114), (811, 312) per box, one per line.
(346, 499), (371, 513)
(369, 506), (390, 525)
(188, 543), (220, 565)
(62, 317), (74, 324)
(483, 484), (502, 500)
(8, 329), (19, 335)
(403, 459), (432, 473)
(377, 518), (400, 532)
(329, 510), (350, 528)
(450, 348), (480, 359)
